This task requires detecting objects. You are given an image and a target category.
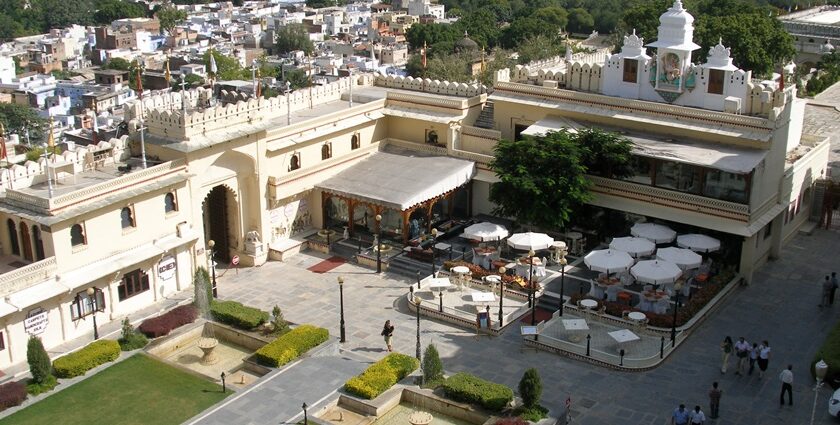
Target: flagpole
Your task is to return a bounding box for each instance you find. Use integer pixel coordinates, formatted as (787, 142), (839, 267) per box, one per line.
(45, 117), (54, 198)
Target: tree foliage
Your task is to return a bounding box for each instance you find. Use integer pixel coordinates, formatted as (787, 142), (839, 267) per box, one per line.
(306, 0), (347, 7)
(422, 343), (444, 383)
(806, 52), (840, 96)
(27, 336), (53, 385)
(275, 23), (314, 56)
(0, 103), (46, 143)
(156, 2), (186, 35)
(515, 34), (566, 65)
(518, 368), (542, 408)
(94, 0), (147, 25)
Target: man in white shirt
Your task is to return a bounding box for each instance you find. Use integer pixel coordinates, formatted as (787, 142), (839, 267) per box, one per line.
(779, 364), (793, 406)
(734, 337), (750, 376)
(689, 405), (706, 425)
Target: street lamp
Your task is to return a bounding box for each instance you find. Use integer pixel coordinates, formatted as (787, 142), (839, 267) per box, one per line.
(671, 280), (683, 344)
(375, 214), (382, 273)
(220, 371), (226, 393)
(302, 402), (308, 425)
(558, 247), (568, 317)
(438, 288), (443, 313)
(414, 295), (422, 360)
(338, 276), (346, 343)
(498, 266), (506, 326)
(430, 228), (439, 277)
(208, 239), (218, 298)
(86, 287), (99, 340)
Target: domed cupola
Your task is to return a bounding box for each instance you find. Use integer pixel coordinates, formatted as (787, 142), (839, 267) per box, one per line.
(647, 0), (701, 95)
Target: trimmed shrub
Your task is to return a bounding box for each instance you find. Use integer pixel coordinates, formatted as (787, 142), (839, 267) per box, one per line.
(254, 325), (329, 367)
(118, 318), (149, 351)
(193, 267), (213, 307)
(345, 353), (419, 399)
(210, 300), (269, 330)
(442, 372), (513, 412)
(53, 340), (120, 378)
(270, 305), (289, 335)
(26, 336), (53, 385)
(138, 305), (198, 338)
(0, 381), (27, 412)
(26, 374), (57, 396)
(518, 368), (542, 408)
(422, 343), (444, 383)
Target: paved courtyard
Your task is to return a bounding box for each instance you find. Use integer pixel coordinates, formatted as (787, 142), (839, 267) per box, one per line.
(189, 227), (840, 425)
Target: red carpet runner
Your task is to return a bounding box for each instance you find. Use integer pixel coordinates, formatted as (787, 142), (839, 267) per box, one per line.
(307, 256), (346, 274)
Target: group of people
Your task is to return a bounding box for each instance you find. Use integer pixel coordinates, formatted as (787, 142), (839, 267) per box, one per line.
(719, 336), (771, 378)
(820, 272), (839, 307)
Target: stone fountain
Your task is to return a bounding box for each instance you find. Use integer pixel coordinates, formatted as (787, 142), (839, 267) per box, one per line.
(407, 411), (433, 425)
(195, 272), (219, 366)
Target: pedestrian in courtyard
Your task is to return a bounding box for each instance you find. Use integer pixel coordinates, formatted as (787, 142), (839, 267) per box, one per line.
(758, 340), (771, 379)
(672, 404), (690, 425)
(381, 320), (394, 352)
(720, 336), (733, 374)
(748, 342), (759, 375)
(708, 382), (722, 419)
(832, 272), (839, 306)
(820, 275), (833, 307)
(734, 336), (750, 376)
(779, 364), (794, 406)
(689, 405), (706, 425)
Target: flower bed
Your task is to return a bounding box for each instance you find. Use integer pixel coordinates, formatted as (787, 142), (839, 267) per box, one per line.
(442, 260), (528, 290)
(0, 380), (27, 412)
(53, 340), (121, 378)
(210, 300), (269, 330)
(344, 353), (419, 399)
(441, 372), (513, 412)
(138, 305), (198, 338)
(254, 325), (329, 367)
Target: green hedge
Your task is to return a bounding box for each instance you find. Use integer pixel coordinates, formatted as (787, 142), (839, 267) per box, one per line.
(53, 340), (121, 378)
(254, 325), (328, 367)
(344, 353), (419, 399)
(442, 372), (513, 412)
(210, 300), (269, 330)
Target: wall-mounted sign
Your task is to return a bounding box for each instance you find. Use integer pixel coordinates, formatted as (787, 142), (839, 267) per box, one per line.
(24, 307), (49, 336)
(158, 256), (176, 281)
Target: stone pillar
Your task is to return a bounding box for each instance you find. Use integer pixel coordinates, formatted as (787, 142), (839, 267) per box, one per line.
(738, 235), (756, 285)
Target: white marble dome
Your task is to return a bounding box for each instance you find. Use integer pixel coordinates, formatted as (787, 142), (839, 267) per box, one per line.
(659, 0), (694, 27)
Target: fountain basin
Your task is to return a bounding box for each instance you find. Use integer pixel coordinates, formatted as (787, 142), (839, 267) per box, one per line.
(318, 388), (491, 425)
(197, 337), (220, 365)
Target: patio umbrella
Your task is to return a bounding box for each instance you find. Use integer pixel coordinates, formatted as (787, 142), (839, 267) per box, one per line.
(507, 232), (554, 251)
(609, 236), (656, 258)
(630, 223), (677, 244)
(656, 247), (702, 270)
(631, 259), (683, 285)
(462, 222), (509, 242)
(584, 249), (634, 274)
(677, 234), (721, 253)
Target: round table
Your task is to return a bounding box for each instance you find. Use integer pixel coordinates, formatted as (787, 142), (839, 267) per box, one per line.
(627, 311), (646, 322)
(580, 299), (598, 309)
(451, 266), (470, 275)
(451, 266), (471, 291)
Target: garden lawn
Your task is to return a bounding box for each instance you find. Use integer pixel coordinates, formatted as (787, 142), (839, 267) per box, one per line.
(1, 353), (228, 425)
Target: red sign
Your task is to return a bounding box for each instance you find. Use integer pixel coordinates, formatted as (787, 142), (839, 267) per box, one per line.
(231, 255), (240, 266)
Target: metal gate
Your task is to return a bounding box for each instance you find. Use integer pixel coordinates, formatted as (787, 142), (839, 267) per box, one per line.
(816, 179), (840, 230)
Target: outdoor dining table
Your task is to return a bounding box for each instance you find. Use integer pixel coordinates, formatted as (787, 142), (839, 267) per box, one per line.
(639, 290), (669, 313)
(472, 247), (496, 270)
(452, 266), (471, 275)
(427, 277), (453, 292)
(483, 275), (502, 291)
(562, 318), (589, 343)
(627, 311), (647, 322)
(470, 291), (496, 308)
(608, 329), (641, 353)
(579, 299), (598, 309)
(591, 276), (620, 299)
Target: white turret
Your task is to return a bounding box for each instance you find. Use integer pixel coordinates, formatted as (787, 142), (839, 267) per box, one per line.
(647, 0), (701, 93)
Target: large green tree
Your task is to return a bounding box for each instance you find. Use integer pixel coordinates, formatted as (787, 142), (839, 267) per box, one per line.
(275, 23), (314, 56)
(0, 103), (46, 143)
(405, 22), (460, 53)
(93, 0), (146, 25)
(575, 128), (634, 179)
(156, 2), (186, 35)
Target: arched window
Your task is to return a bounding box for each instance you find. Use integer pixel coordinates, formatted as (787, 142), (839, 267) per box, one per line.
(32, 225), (45, 261)
(351, 133), (360, 150)
(290, 154), (300, 171)
(426, 130), (438, 145)
(164, 192), (177, 213)
(19, 222), (32, 262)
(71, 223), (86, 246)
(6, 219), (19, 256)
(321, 143), (332, 160)
(120, 206), (135, 229)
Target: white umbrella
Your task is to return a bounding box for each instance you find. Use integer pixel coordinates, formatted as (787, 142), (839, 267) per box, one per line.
(656, 247), (702, 270)
(584, 249), (634, 274)
(631, 260), (683, 285)
(609, 236), (656, 258)
(630, 223), (677, 243)
(677, 234), (721, 253)
(462, 222), (509, 242)
(507, 232), (554, 251)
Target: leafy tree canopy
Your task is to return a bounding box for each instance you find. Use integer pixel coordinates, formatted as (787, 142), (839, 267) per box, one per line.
(306, 0), (347, 7)
(93, 0), (146, 25)
(156, 2), (186, 35)
(0, 103), (47, 142)
(275, 23), (315, 56)
(103, 57), (131, 71)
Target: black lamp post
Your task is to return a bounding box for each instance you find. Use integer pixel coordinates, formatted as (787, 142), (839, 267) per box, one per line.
(208, 239), (218, 298)
(558, 246), (568, 317)
(86, 287), (99, 340)
(220, 371), (226, 393)
(430, 228), (439, 277)
(528, 250), (535, 309)
(498, 266), (506, 326)
(338, 276), (346, 343)
(302, 402), (308, 425)
(414, 295), (422, 360)
(439, 289), (443, 312)
(671, 281), (683, 344)
(375, 214), (382, 273)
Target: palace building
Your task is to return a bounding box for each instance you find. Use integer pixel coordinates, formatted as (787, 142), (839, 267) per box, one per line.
(0, 0), (828, 372)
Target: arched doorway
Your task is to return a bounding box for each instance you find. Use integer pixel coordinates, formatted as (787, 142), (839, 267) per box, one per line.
(19, 222), (33, 262)
(32, 225), (44, 260)
(203, 185), (235, 263)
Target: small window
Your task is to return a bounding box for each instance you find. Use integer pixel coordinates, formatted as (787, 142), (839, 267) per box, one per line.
(71, 223), (86, 246)
(164, 192), (178, 213)
(763, 222), (773, 240)
(351, 133), (360, 150)
(118, 269), (150, 301)
(289, 154), (300, 171)
(7, 219), (19, 256)
(622, 58), (638, 83)
(121, 206), (135, 229)
(321, 143), (332, 160)
(708, 69), (725, 95)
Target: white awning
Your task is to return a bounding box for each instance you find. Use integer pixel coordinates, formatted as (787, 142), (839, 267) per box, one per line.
(57, 240), (168, 291)
(316, 147), (475, 210)
(382, 106), (463, 124)
(627, 133), (767, 174)
(0, 300), (17, 316)
(521, 116), (581, 137)
(7, 280), (69, 310)
(267, 111), (384, 152)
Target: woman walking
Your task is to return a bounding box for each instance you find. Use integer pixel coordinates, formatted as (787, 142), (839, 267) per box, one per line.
(748, 342), (759, 375)
(758, 340), (771, 379)
(381, 320), (395, 352)
(720, 336), (733, 374)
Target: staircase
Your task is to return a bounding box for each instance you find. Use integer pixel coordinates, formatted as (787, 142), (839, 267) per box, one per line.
(387, 254), (435, 280)
(473, 100), (495, 129)
(331, 239), (362, 261)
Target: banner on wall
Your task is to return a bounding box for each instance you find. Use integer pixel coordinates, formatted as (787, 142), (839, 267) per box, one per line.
(158, 255), (176, 281)
(24, 307), (49, 336)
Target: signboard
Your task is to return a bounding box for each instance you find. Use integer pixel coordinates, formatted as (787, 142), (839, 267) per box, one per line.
(477, 311), (489, 329)
(231, 255), (240, 266)
(24, 308), (49, 336)
(158, 256), (176, 281)
(520, 325), (538, 336)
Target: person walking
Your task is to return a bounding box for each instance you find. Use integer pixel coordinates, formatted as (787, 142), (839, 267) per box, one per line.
(821, 275), (833, 307)
(734, 337), (750, 376)
(748, 342), (759, 375)
(832, 272), (839, 306)
(689, 405), (706, 425)
(708, 382), (722, 419)
(779, 364), (794, 406)
(671, 404), (690, 425)
(720, 336), (733, 374)
(381, 320), (394, 352)
(758, 340), (771, 379)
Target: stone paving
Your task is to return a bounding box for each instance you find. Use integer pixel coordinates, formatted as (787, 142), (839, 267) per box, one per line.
(194, 228), (840, 425)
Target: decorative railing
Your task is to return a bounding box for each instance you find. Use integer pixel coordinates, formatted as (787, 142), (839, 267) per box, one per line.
(493, 82), (773, 131)
(0, 257), (57, 298)
(386, 91), (469, 110)
(589, 176), (751, 221)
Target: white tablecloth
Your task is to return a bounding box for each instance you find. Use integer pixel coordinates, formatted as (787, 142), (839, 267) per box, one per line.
(427, 277), (452, 292)
(562, 319), (589, 331)
(608, 329), (640, 344)
(470, 291), (496, 303)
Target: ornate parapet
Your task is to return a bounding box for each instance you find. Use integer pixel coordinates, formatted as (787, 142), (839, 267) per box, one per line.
(0, 257), (57, 298)
(374, 74), (486, 97)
